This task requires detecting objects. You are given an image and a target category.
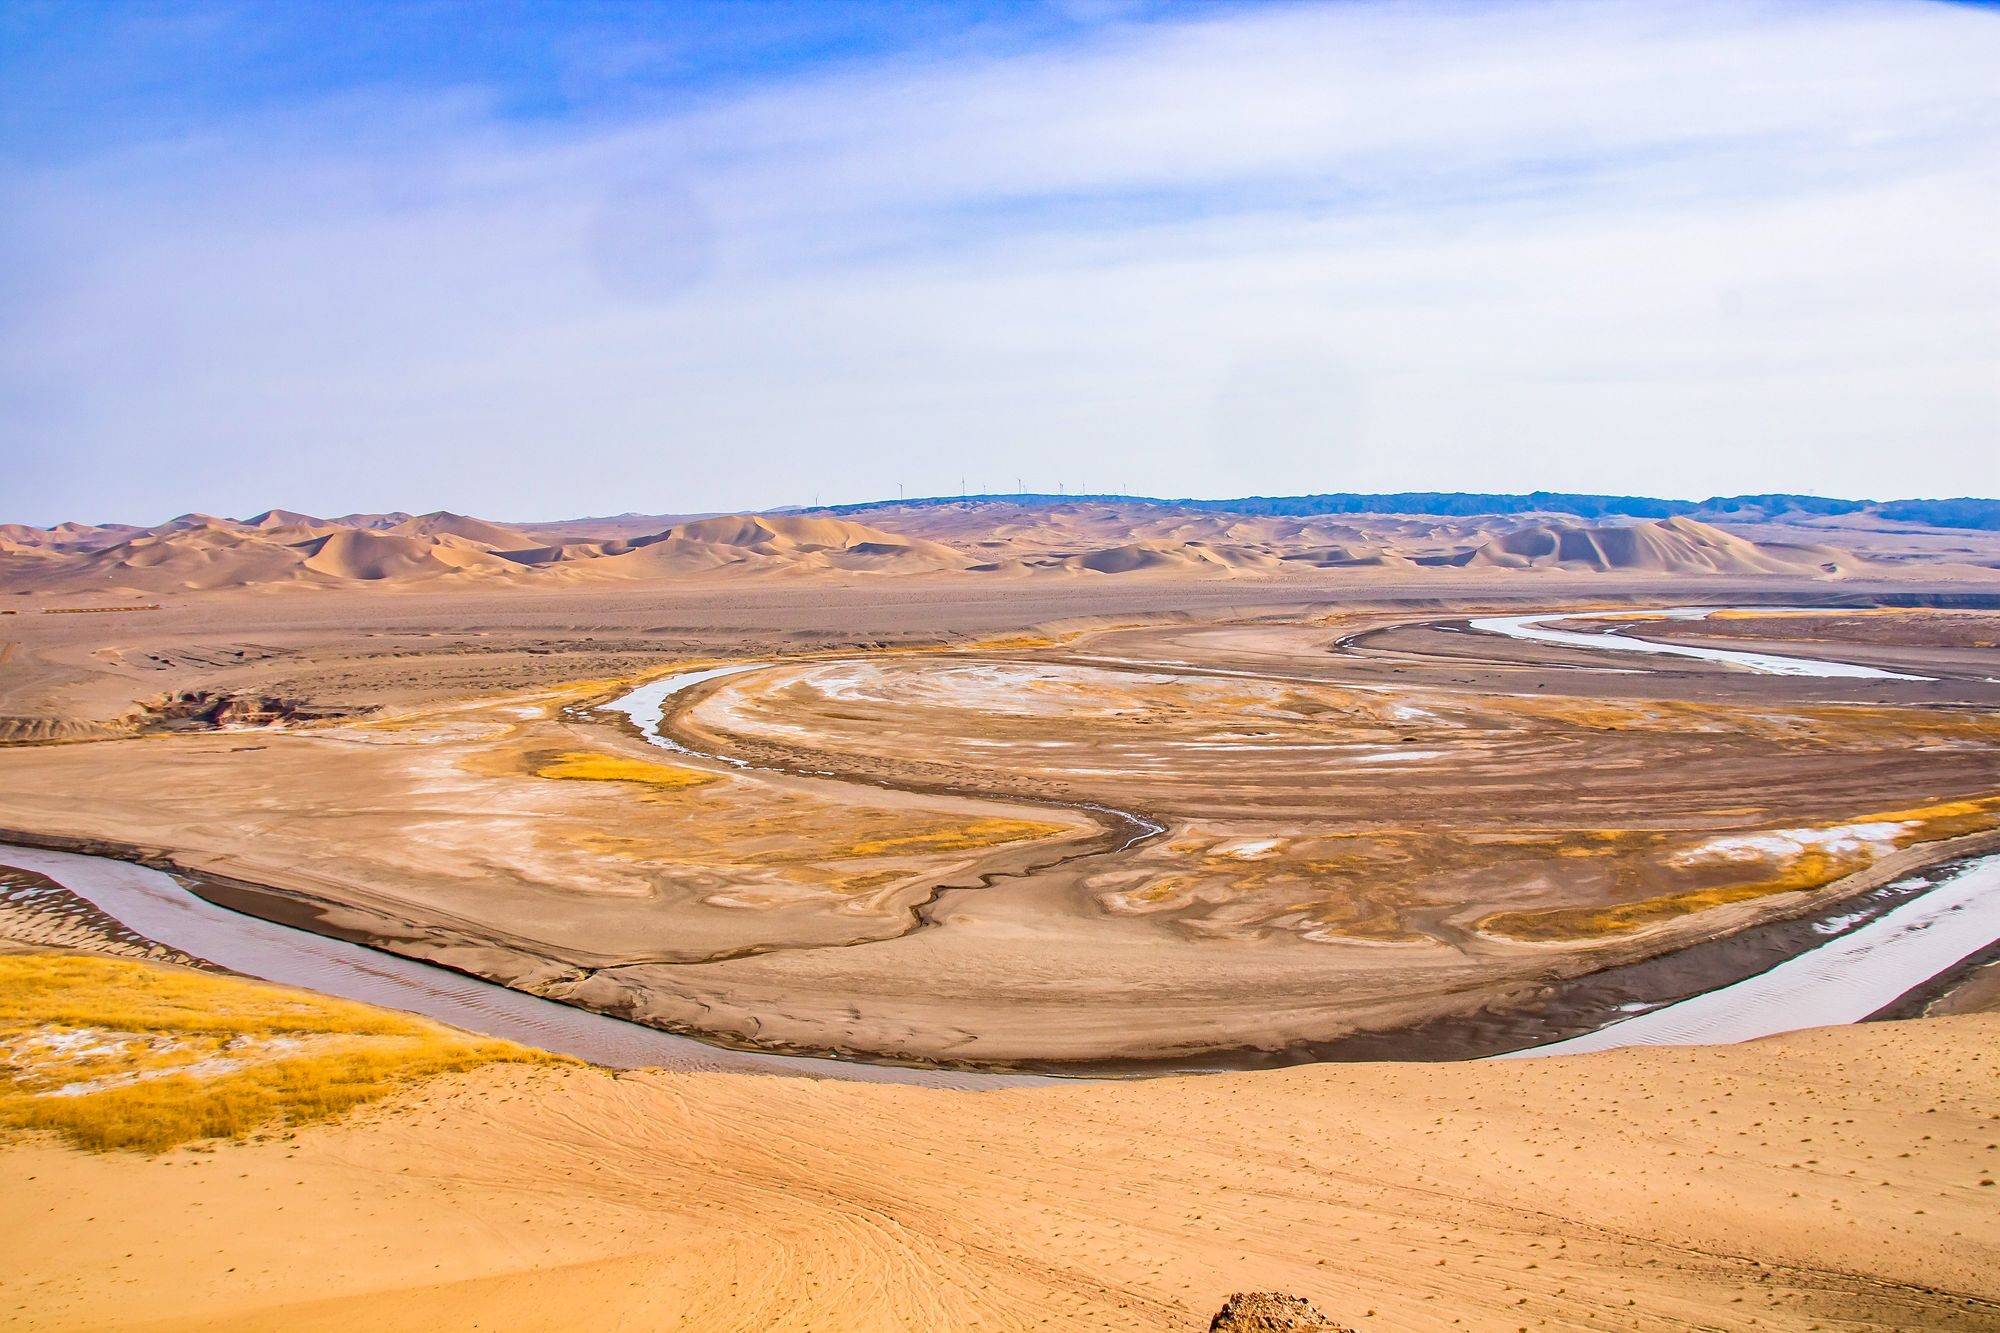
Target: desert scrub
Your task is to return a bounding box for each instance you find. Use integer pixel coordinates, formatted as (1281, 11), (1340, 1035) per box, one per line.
(0, 955), (556, 1152)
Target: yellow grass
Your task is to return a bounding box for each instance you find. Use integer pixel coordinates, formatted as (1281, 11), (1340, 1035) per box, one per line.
(839, 816), (1064, 857)
(1482, 850), (1869, 942)
(0, 956), (556, 1152)
(963, 633), (1060, 651)
(535, 750), (718, 790)
(835, 869), (912, 894)
(1865, 794), (2000, 844)
(1480, 796), (1999, 942)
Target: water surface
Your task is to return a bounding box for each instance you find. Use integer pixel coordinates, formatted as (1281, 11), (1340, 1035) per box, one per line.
(1, 843), (1032, 1087)
(1502, 853), (1999, 1058)
(1469, 607), (1931, 680)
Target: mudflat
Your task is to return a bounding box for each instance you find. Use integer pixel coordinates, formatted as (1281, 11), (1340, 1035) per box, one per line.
(3, 553), (1998, 1067)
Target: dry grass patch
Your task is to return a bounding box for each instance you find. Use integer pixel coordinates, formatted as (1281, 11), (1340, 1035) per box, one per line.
(534, 750), (718, 790)
(1483, 850), (1869, 942)
(1480, 796), (1999, 942)
(962, 632), (1061, 651)
(839, 816), (1065, 857)
(0, 955), (556, 1152)
(1871, 794), (2000, 844)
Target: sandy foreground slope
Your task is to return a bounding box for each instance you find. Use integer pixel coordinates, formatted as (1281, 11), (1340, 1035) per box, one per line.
(3, 1016), (1996, 1331)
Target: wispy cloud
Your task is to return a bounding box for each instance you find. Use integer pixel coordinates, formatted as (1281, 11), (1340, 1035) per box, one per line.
(3, 0), (1996, 522)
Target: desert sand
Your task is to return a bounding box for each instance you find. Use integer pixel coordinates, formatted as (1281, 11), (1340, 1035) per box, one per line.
(1, 993), (1995, 1330)
(4, 495), (1999, 1328)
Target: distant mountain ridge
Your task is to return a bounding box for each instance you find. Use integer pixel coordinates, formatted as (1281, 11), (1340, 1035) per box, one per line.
(819, 491), (2000, 529)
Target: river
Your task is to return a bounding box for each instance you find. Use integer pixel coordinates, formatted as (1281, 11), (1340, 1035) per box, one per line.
(5, 637), (1990, 1077)
(1466, 607), (1932, 680)
(0, 842), (1032, 1087)
(1502, 853), (1999, 1057)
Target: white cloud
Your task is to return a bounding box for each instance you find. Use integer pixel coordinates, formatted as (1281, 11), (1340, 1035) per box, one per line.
(4, 0), (1997, 522)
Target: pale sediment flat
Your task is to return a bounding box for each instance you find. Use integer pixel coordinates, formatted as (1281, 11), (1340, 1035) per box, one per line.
(2, 580), (1998, 1069)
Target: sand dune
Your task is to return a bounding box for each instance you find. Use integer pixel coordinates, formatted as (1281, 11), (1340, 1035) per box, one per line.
(1072, 542), (1213, 574)
(816, 500), (1898, 581)
(588, 513), (972, 576)
(0, 509), (977, 592)
(0, 520), (144, 553)
(942, 511), (1865, 580)
(242, 508), (326, 530)
(1049, 540), (1285, 574)
(1283, 544), (1417, 569)
(326, 510), (417, 531)
(386, 510), (539, 549)
(298, 529), (523, 582)
(0, 500), (1959, 596)
(4, 522), (533, 594)
(157, 512), (240, 534)
(1468, 516), (1860, 575)
(62, 525), (321, 593)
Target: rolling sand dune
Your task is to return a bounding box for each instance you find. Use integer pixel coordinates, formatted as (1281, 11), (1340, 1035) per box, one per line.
(241, 508), (328, 531)
(4, 499), (1987, 596)
(1468, 516), (1860, 576)
(0, 520), (144, 553)
(9, 524), (534, 594)
(1048, 540), (1283, 574)
(384, 510), (539, 549)
(541, 514), (966, 578)
(1293, 549), (1418, 570)
(326, 510), (417, 531)
(69, 525), (324, 593)
(298, 529), (522, 582)
(951, 513), (1871, 579)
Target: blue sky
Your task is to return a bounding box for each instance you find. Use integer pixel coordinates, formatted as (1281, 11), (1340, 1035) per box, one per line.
(3, 0), (1997, 524)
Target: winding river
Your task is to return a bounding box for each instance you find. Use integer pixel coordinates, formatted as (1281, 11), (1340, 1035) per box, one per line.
(0, 843), (1032, 1088)
(597, 662), (770, 767)
(1502, 853), (2000, 1058)
(5, 625), (1994, 1076)
(601, 660), (1168, 851)
(1467, 607), (1932, 680)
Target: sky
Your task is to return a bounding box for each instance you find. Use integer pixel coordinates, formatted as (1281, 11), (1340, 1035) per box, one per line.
(3, 0), (1997, 525)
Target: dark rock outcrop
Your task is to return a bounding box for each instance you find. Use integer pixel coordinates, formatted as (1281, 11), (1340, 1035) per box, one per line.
(1208, 1290), (1355, 1332)
(140, 690), (351, 730)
